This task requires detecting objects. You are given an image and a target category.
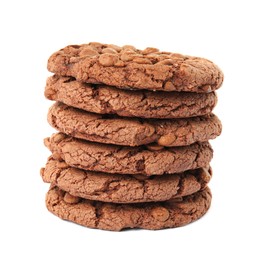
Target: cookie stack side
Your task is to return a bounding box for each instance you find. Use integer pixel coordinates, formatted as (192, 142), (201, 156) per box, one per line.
(42, 42), (223, 231)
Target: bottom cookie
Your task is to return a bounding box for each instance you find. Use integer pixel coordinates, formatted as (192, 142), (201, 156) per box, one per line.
(46, 186), (212, 231)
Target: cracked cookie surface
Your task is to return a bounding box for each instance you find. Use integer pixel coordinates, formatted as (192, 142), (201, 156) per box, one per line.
(44, 133), (213, 175)
(46, 185), (212, 231)
(48, 102), (222, 147)
(45, 75), (218, 119)
(41, 157), (212, 203)
(47, 42), (223, 92)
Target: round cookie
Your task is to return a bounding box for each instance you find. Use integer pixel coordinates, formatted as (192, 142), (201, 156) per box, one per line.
(48, 102), (222, 147)
(45, 75), (218, 119)
(41, 156), (212, 203)
(47, 42), (223, 93)
(46, 185), (212, 231)
(44, 133), (213, 175)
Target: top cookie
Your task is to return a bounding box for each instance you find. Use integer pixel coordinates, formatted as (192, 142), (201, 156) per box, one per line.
(47, 42), (223, 93)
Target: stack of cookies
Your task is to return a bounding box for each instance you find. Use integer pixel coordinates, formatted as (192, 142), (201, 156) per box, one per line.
(41, 42), (223, 231)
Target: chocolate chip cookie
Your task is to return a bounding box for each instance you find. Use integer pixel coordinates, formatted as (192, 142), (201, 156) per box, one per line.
(44, 133), (213, 175)
(46, 185), (212, 231)
(47, 42), (223, 92)
(48, 102), (222, 147)
(41, 156), (212, 203)
(45, 75), (218, 119)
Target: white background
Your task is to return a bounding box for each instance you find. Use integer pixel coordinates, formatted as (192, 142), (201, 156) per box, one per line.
(1, 0), (261, 259)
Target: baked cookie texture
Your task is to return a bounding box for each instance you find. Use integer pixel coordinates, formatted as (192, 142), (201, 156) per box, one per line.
(42, 42), (223, 231)
(44, 133), (213, 175)
(48, 102), (222, 147)
(47, 42), (223, 92)
(46, 186), (212, 231)
(41, 157), (212, 203)
(45, 75), (218, 119)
